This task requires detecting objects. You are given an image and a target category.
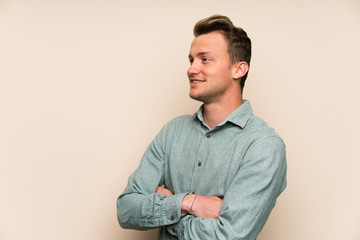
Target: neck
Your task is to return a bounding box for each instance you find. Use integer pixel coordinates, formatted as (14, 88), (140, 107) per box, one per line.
(203, 94), (243, 130)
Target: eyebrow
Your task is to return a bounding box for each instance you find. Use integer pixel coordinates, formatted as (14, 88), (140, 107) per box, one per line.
(188, 52), (213, 59)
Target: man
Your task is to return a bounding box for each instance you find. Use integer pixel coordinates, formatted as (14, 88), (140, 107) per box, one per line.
(117, 15), (287, 240)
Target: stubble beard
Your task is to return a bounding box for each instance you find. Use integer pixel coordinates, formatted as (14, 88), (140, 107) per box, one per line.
(189, 86), (227, 104)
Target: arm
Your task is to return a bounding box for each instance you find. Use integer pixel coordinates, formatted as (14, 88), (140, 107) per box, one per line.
(156, 186), (223, 218)
(181, 194), (222, 219)
(166, 136), (287, 240)
(116, 125), (188, 230)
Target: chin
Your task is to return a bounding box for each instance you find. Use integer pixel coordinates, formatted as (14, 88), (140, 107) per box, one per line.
(189, 93), (201, 101)
(189, 93), (207, 103)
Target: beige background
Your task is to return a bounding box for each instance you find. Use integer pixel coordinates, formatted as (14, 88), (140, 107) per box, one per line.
(1, 0), (359, 239)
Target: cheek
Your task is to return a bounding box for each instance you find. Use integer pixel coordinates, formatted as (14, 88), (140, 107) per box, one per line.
(203, 64), (232, 79)
(215, 66), (232, 80)
(203, 65), (218, 76)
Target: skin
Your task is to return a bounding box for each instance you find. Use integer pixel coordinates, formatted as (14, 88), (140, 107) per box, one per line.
(187, 31), (248, 129)
(156, 31), (249, 219)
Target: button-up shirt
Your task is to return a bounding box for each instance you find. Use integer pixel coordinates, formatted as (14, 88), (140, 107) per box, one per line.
(117, 101), (287, 240)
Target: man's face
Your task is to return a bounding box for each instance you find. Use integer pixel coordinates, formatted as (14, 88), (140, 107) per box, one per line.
(187, 31), (235, 104)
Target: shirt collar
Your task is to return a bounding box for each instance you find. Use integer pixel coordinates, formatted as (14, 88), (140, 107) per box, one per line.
(192, 100), (253, 129)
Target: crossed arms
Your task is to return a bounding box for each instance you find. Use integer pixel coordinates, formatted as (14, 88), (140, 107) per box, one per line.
(156, 186), (222, 219)
(117, 134), (287, 239)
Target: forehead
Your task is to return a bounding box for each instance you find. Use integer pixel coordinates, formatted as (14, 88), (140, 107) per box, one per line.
(189, 31), (229, 57)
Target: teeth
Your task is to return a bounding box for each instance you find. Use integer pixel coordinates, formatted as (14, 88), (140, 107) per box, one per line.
(192, 80), (203, 83)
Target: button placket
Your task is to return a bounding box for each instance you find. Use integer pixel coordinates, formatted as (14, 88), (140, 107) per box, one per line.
(189, 132), (207, 194)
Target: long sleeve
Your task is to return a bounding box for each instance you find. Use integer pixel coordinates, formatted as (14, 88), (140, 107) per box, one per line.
(166, 136), (287, 240)
(116, 123), (188, 230)
(117, 102), (287, 239)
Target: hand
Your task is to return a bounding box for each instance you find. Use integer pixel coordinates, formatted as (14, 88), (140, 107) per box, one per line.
(156, 186), (173, 196)
(181, 195), (223, 219)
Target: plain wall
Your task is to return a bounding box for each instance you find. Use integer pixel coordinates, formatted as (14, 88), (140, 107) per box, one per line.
(1, 0), (359, 239)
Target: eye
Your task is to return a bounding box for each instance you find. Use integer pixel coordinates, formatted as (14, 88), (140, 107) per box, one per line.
(202, 57), (210, 63)
(189, 58), (194, 64)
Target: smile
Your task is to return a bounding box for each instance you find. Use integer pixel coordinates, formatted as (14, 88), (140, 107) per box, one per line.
(190, 79), (205, 88)
(190, 78), (205, 83)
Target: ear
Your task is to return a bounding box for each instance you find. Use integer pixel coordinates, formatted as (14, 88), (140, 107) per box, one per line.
(232, 61), (249, 80)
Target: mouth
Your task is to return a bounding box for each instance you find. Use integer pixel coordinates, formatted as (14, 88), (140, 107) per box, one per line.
(190, 79), (205, 86)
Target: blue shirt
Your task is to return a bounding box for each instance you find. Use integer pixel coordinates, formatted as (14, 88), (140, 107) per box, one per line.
(117, 101), (287, 240)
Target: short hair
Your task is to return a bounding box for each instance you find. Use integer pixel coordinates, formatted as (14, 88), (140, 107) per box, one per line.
(193, 15), (252, 92)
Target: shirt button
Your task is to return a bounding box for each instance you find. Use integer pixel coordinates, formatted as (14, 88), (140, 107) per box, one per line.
(198, 162), (201, 167)
(172, 228), (176, 232)
(206, 134), (211, 138)
(170, 216), (175, 221)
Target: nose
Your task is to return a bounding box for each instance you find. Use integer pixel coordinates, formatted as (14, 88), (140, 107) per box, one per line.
(187, 62), (200, 76)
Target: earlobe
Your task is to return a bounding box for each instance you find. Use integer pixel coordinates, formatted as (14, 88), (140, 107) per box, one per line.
(233, 62), (249, 79)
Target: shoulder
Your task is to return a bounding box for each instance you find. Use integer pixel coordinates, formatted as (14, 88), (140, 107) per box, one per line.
(241, 115), (286, 171)
(164, 114), (193, 127)
(159, 114), (195, 135)
(242, 114), (285, 148)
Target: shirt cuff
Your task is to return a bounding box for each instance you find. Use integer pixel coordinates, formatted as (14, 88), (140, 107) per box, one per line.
(160, 192), (188, 226)
(166, 214), (192, 237)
